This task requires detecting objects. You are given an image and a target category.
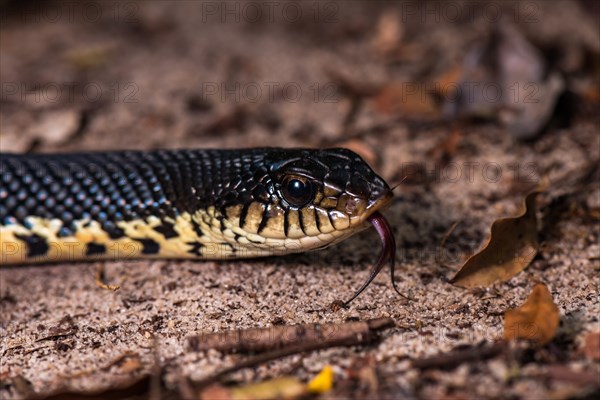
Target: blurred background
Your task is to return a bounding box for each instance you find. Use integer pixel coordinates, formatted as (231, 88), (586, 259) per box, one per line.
(1, 1), (599, 399)
(1, 0), (598, 156)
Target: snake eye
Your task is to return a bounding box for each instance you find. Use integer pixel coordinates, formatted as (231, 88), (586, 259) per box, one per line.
(281, 176), (314, 207)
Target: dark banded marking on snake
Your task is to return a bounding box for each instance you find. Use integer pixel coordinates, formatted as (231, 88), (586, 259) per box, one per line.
(153, 222), (178, 239)
(136, 238), (160, 255)
(297, 209), (307, 236)
(257, 204), (271, 235)
(14, 233), (48, 258)
(86, 242), (106, 256)
(1, 148), (400, 304)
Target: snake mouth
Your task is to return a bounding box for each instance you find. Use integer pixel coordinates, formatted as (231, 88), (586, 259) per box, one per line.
(369, 188), (394, 209)
(363, 187), (394, 221)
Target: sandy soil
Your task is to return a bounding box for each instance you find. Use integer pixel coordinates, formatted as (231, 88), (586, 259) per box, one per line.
(1, 1), (599, 398)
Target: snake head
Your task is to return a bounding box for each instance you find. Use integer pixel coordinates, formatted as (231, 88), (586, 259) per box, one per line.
(216, 148), (393, 255)
(269, 147), (392, 221)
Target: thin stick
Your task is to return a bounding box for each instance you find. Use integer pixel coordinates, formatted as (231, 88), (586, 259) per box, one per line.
(191, 318), (395, 389)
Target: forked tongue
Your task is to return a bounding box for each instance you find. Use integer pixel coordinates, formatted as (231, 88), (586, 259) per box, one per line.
(343, 211), (406, 306)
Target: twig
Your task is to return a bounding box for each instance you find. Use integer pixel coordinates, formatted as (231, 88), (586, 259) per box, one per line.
(149, 336), (161, 400)
(190, 318), (395, 389)
(411, 341), (506, 370)
(29, 376), (151, 400)
(546, 365), (600, 387)
(440, 220), (460, 248)
(188, 317), (395, 354)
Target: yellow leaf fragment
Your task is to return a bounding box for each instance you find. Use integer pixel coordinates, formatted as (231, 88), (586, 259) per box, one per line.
(450, 191), (541, 288)
(503, 283), (560, 345)
(307, 365), (334, 394)
(229, 377), (305, 400)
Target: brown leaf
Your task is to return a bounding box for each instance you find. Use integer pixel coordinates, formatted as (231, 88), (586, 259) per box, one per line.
(442, 23), (565, 139)
(503, 283), (560, 345)
(101, 352), (143, 373)
(583, 331), (600, 361)
(119, 357), (143, 374)
(200, 385), (232, 400)
(371, 10), (403, 57)
(373, 81), (439, 119)
(426, 128), (463, 167)
(450, 191), (541, 288)
(431, 65), (463, 95)
(346, 357), (379, 395)
(335, 139), (381, 169)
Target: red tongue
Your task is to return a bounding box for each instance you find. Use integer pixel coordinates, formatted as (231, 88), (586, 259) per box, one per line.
(343, 211), (405, 306)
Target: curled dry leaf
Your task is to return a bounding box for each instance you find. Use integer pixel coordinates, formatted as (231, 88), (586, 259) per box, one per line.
(450, 191), (541, 288)
(503, 283), (560, 345)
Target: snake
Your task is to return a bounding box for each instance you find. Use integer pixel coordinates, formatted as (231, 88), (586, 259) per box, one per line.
(0, 147), (400, 304)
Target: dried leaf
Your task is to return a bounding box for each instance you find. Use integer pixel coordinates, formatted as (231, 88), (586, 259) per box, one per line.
(336, 139), (381, 169)
(372, 10), (403, 57)
(307, 365), (334, 394)
(119, 356), (143, 374)
(65, 45), (114, 70)
(431, 65), (463, 95)
(503, 283), (560, 345)
(346, 357), (379, 394)
(200, 385), (232, 400)
(30, 109), (81, 145)
(583, 331), (600, 361)
(427, 128), (463, 167)
(442, 23), (564, 139)
(373, 81), (439, 118)
(450, 191), (541, 288)
(199, 366), (333, 400)
(95, 264), (121, 291)
(229, 377), (305, 400)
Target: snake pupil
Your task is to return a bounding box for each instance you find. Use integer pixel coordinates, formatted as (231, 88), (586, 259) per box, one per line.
(282, 176), (313, 207)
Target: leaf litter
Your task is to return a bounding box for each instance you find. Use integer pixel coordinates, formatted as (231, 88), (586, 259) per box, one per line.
(503, 283), (560, 345)
(450, 189), (543, 288)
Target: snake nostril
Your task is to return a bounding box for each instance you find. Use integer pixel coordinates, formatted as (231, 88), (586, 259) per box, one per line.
(345, 198), (357, 214)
